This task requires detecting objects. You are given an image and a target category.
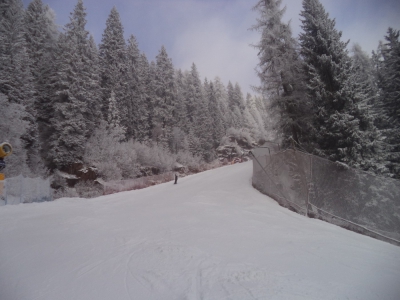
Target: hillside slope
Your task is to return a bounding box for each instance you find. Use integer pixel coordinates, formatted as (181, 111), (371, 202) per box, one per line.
(1, 162), (400, 300)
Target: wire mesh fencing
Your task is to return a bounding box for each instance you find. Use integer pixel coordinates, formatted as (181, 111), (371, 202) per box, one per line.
(251, 148), (400, 246)
(0, 175), (52, 205)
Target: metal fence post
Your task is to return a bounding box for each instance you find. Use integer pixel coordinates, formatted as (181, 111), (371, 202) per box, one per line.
(306, 155), (312, 217)
(4, 178), (7, 205)
(20, 175), (23, 204)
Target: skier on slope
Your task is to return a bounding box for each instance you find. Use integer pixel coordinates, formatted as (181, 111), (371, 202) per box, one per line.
(174, 173), (178, 184)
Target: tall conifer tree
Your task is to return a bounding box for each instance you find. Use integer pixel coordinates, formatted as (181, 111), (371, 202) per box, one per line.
(207, 81), (225, 148)
(24, 0), (59, 167)
(99, 7), (127, 130)
(374, 28), (400, 177)
(300, 0), (381, 171)
(0, 0), (38, 171)
(48, 0), (100, 169)
(153, 46), (176, 148)
(252, 0), (310, 146)
(125, 35), (143, 140)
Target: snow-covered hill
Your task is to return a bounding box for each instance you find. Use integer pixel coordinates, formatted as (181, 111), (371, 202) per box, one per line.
(1, 162), (400, 300)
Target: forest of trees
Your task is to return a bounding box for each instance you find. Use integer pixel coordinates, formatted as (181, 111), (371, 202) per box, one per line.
(252, 0), (400, 179)
(1, 0), (399, 193)
(0, 0), (271, 187)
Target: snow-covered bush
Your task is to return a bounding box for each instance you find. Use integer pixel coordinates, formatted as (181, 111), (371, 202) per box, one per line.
(132, 142), (175, 172)
(83, 121), (139, 181)
(175, 150), (202, 170)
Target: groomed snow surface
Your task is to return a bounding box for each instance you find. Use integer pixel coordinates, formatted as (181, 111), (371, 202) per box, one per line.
(1, 162), (400, 300)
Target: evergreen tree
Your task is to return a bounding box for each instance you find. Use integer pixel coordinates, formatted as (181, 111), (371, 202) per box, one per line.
(24, 0), (58, 83)
(246, 94), (267, 139)
(48, 0), (100, 169)
(107, 90), (125, 135)
(137, 53), (153, 141)
(226, 81), (235, 112)
(174, 69), (189, 133)
(147, 59), (158, 140)
(85, 34), (102, 132)
(233, 83), (246, 126)
(206, 81), (225, 148)
(0, 0), (39, 171)
(351, 44), (377, 109)
(195, 79), (214, 161)
(373, 28), (400, 177)
(213, 77), (229, 133)
(299, 0), (381, 171)
(0, 92), (29, 176)
(125, 35), (142, 140)
(185, 64), (204, 133)
(24, 0), (59, 169)
(233, 83), (246, 112)
(153, 46), (176, 148)
(252, 0), (310, 146)
(226, 81), (236, 128)
(99, 6), (127, 129)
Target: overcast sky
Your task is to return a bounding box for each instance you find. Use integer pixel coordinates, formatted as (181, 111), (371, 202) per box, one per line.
(22, 0), (400, 95)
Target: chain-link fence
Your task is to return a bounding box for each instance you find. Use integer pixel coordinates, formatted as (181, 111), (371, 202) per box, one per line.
(0, 175), (52, 205)
(251, 146), (400, 246)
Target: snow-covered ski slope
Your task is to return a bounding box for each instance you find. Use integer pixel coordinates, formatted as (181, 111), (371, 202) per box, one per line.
(1, 162), (400, 300)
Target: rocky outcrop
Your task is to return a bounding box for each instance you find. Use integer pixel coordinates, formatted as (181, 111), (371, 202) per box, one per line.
(216, 136), (257, 163)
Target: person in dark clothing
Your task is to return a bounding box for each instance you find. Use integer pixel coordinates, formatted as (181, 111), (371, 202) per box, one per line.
(174, 173), (178, 184)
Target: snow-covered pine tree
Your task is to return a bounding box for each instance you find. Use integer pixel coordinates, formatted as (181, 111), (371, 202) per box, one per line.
(125, 35), (144, 140)
(252, 0), (310, 147)
(373, 28), (400, 177)
(213, 77), (229, 134)
(233, 83), (246, 112)
(0, 0), (39, 172)
(242, 93), (256, 132)
(147, 59), (158, 140)
(107, 90), (126, 135)
(137, 52), (154, 141)
(233, 83), (246, 127)
(206, 80), (225, 149)
(174, 69), (189, 133)
(24, 0), (59, 170)
(153, 46), (176, 148)
(0, 92), (29, 176)
(188, 127), (201, 158)
(195, 79), (214, 161)
(24, 0), (58, 83)
(245, 94), (266, 139)
(351, 44), (378, 110)
(99, 6), (127, 131)
(85, 35), (103, 133)
(299, 0), (381, 171)
(185, 64), (204, 134)
(226, 81), (236, 128)
(225, 82), (245, 129)
(48, 0), (99, 169)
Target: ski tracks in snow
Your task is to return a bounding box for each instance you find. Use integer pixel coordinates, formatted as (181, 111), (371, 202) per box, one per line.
(117, 239), (296, 300)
